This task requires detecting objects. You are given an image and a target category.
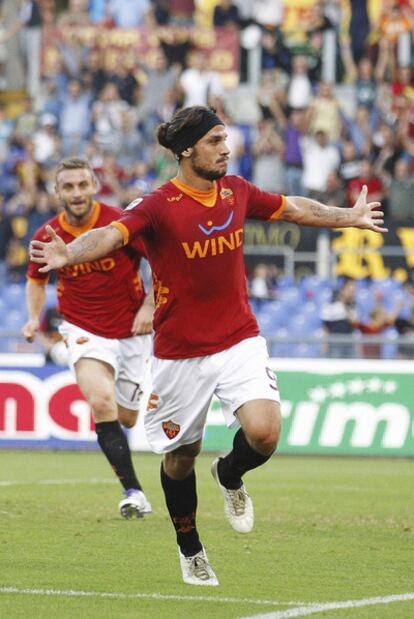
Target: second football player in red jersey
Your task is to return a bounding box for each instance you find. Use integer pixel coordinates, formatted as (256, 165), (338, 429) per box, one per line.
(22, 158), (154, 519)
(30, 107), (387, 586)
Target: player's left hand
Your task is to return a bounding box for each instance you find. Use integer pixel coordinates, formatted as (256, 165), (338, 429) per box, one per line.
(21, 318), (40, 342)
(350, 185), (388, 233)
(131, 303), (153, 335)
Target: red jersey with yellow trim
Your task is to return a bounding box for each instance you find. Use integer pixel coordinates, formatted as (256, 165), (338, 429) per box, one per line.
(27, 202), (147, 339)
(112, 176), (285, 358)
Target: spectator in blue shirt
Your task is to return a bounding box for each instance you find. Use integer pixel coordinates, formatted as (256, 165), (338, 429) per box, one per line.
(59, 79), (92, 156)
(107, 0), (152, 28)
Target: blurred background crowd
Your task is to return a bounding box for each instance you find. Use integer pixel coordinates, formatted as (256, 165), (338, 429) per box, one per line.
(0, 0), (413, 360)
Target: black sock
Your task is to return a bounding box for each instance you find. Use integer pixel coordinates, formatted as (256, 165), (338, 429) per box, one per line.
(160, 463), (202, 557)
(95, 420), (142, 492)
(218, 428), (273, 489)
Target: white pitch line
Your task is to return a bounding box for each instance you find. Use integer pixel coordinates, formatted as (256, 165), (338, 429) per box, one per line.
(239, 592), (414, 619)
(0, 587), (310, 607)
(0, 478), (116, 487)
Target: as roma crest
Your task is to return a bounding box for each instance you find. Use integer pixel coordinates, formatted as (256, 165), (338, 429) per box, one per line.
(162, 420), (181, 440)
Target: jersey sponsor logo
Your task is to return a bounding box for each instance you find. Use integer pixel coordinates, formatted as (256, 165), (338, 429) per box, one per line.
(167, 193), (183, 202)
(198, 211), (234, 235)
(125, 197), (143, 211)
(162, 419), (181, 440)
(181, 228), (243, 259)
(60, 257), (116, 277)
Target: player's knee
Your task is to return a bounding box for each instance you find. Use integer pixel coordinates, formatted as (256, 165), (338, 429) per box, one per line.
(118, 408), (138, 428)
(121, 415), (137, 429)
(164, 443), (201, 479)
(89, 392), (116, 420)
(247, 414), (281, 455)
(249, 430), (279, 455)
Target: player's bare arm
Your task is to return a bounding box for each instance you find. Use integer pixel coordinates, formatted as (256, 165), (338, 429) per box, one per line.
(131, 285), (155, 336)
(282, 185), (388, 233)
(30, 224), (124, 273)
(21, 280), (47, 342)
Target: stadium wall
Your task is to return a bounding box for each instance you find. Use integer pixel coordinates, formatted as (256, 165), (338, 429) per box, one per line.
(0, 359), (413, 457)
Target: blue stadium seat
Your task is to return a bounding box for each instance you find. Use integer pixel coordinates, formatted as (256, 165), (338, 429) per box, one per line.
(2, 308), (26, 332)
(356, 288), (375, 322)
(301, 301), (323, 328)
(257, 301), (287, 336)
(381, 327), (399, 359)
(4, 284), (26, 310)
(45, 284), (58, 308)
(290, 340), (323, 358)
(0, 297), (7, 322)
(279, 287), (301, 310)
(371, 278), (403, 311)
(288, 313), (315, 336)
(300, 275), (331, 302)
(269, 327), (290, 357)
(276, 275), (295, 291)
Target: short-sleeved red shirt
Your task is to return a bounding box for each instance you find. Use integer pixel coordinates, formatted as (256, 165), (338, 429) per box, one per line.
(27, 202), (147, 339)
(112, 176), (286, 359)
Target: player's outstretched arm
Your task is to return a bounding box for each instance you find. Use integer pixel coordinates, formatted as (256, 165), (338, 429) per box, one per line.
(21, 280), (47, 342)
(30, 224), (124, 273)
(282, 185), (388, 233)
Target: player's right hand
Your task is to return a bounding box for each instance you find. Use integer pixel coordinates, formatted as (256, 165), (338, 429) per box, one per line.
(21, 318), (40, 342)
(30, 225), (70, 272)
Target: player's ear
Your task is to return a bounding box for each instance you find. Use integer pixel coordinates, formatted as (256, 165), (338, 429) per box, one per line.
(181, 147), (193, 158)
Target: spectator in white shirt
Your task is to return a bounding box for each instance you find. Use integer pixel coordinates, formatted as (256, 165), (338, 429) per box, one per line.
(92, 82), (130, 153)
(179, 50), (224, 108)
(287, 55), (313, 110)
(300, 129), (340, 198)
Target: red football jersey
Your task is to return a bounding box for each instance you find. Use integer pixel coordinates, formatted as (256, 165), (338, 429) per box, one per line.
(112, 176), (286, 358)
(27, 202), (147, 339)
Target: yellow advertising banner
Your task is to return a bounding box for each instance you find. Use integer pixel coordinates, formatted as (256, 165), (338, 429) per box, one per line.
(42, 26), (240, 88)
(282, 0), (318, 34)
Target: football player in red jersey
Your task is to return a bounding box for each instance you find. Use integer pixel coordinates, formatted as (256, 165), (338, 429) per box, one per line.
(30, 107), (387, 586)
(22, 158), (154, 519)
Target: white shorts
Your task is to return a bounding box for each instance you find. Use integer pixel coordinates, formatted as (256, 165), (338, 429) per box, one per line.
(145, 336), (280, 454)
(59, 320), (152, 411)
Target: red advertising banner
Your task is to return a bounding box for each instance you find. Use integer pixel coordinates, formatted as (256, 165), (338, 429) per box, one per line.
(42, 26), (240, 88)
(0, 365), (150, 450)
(0, 369), (95, 445)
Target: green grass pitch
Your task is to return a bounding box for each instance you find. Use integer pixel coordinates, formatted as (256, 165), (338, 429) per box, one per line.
(0, 451), (413, 619)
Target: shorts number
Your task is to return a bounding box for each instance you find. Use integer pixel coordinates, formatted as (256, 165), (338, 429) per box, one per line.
(266, 367), (278, 392)
(131, 383), (143, 402)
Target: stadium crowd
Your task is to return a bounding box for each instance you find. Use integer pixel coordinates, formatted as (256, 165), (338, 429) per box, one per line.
(0, 0), (413, 358)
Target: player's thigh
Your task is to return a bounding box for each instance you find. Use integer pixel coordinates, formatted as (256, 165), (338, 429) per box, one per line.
(144, 356), (214, 454)
(75, 357), (117, 421)
(215, 336), (281, 432)
(115, 335), (151, 415)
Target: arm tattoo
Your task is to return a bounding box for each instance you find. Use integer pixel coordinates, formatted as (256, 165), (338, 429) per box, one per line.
(308, 201), (354, 226)
(67, 230), (101, 264)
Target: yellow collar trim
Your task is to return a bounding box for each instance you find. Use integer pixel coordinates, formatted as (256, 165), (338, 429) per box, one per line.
(58, 201), (101, 237)
(171, 178), (217, 208)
